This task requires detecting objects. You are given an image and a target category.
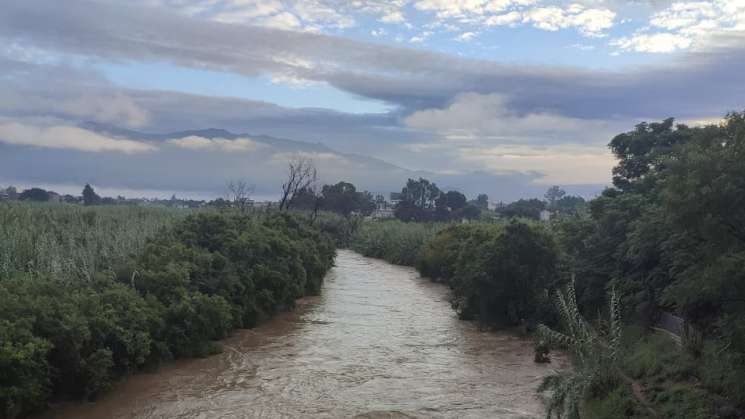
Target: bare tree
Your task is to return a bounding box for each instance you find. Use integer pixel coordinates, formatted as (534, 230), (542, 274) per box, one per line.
(227, 180), (254, 212)
(279, 157), (317, 211)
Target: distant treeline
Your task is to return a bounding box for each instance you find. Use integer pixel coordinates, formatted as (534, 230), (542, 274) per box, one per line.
(0, 205), (335, 418)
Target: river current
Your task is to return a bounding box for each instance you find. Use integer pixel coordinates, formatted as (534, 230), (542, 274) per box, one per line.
(40, 250), (565, 419)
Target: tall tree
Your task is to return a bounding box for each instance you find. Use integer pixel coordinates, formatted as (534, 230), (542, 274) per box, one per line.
(82, 184), (101, 206)
(400, 178), (440, 210)
(544, 186), (566, 208)
(322, 181), (360, 217)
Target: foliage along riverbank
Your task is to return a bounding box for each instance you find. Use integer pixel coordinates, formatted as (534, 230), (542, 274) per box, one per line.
(0, 204), (335, 419)
(351, 111), (745, 418)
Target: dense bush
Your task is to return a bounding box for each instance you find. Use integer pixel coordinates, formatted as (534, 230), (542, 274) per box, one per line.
(354, 219), (559, 327)
(447, 221), (559, 326)
(0, 206), (335, 418)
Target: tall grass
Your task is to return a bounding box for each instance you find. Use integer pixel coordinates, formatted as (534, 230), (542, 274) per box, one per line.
(0, 202), (183, 281)
(350, 220), (445, 265)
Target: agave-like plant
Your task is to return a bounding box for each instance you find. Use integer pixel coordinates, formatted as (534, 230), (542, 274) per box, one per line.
(536, 278), (622, 419)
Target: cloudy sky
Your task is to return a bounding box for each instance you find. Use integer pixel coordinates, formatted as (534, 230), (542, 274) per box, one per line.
(1, 0), (744, 200)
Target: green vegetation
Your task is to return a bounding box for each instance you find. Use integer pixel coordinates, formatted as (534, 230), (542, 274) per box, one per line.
(353, 219), (560, 327)
(352, 110), (745, 417)
(350, 220), (444, 266)
(0, 204), (334, 418)
(537, 282), (623, 419)
(393, 178), (483, 222)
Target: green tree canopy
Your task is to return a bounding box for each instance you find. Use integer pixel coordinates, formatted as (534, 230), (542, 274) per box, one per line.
(82, 184), (101, 206)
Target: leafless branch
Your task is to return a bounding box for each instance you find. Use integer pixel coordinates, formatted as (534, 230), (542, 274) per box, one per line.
(279, 157), (317, 211)
(227, 180), (254, 212)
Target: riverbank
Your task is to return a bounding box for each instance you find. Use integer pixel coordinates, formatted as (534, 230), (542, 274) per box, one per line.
(36, 250), (565, 419)
(0, 206), (335, 418)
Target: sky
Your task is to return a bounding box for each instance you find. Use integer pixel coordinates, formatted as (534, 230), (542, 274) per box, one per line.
(1, 0), (744, 201)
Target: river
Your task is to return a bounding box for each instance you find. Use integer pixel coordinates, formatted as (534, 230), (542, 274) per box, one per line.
(40, 250), (565, 419)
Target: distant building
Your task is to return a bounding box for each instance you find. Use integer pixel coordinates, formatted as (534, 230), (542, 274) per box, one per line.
(539, 209), (552, 222)
(371, 207), (394, 219)
(0, 186), (18, 201)
(253, 201), (276, 209)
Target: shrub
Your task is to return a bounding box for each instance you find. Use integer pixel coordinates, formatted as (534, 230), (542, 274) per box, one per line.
(450, 221), (559, 326)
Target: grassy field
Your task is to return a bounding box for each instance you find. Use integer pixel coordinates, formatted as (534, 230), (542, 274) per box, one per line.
(0, 202), (183, 281)
(350, 219), (445, 266)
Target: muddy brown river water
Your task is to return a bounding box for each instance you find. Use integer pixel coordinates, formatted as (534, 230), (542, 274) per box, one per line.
(40, 250), (565, 419)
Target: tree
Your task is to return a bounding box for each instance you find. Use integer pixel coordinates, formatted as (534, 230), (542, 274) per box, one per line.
(400, 178), (440, 210)
(459, 204), (481, 220)
(226, 180), (253, 212)
(474, 194), (489, 210)
(434, 190), (467, 221)
(395, 178), (442, 222)
(554, 196), (586, 216)
(608, 118), (691, 193)
(19, 188), (50, 202)
(436, 191), (467, 212)
(82, 184), (101, 206)
(279, 157), (317, 211)
(394, 200), (430, 222)
(545, 186), (566, 209)
(499, 198), (546, 220)
(451, 221), (558, 325)
(322, 181), (360, 217)
(289, 185), (323, 222)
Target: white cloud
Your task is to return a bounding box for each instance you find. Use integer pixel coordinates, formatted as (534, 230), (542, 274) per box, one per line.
(202, 0), (354, 31)
(0, 91), (150, 128)
(459, 143), (615, 185)
(404, 92), (616, 143)
(611, 32), (693, 53)
(380, 10), (406, 23)
(456, 31), (477, 41)
(650, 2), (718, 30)
(413, 0), (535, 19)
(403, 92), (621, 184)
(522, 5), (615, 37)
(167, 136), (261, 152)
(0, 123), (156, 153)
(411, 0), (612, 36)
(612, 0), (745, 54)
(410, 31), (433, 43)
(485, 11), (522, 26)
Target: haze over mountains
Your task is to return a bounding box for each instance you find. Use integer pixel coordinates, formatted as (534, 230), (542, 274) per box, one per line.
(0, 122), (602, 201)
